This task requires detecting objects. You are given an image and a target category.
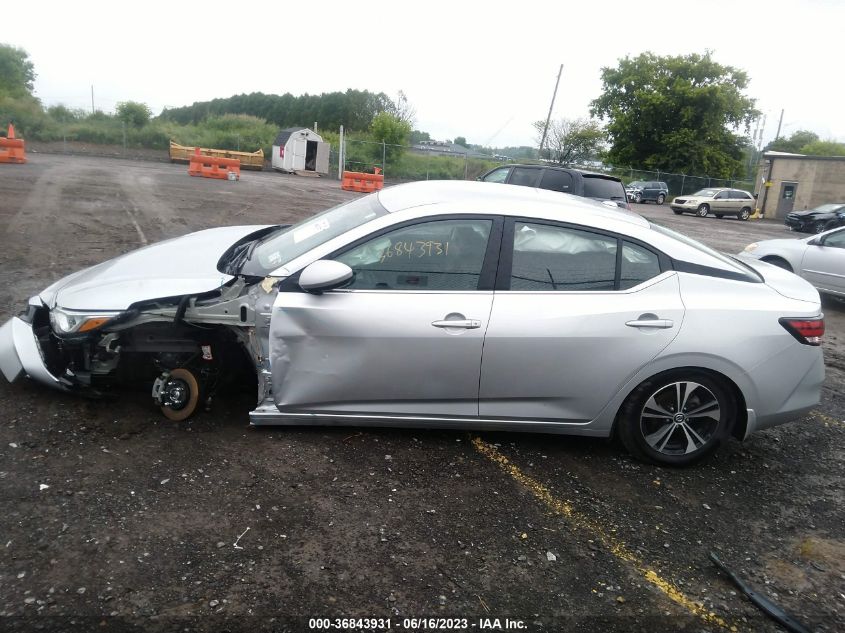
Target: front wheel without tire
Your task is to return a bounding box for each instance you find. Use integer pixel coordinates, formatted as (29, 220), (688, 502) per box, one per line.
(697, 204), (710, 217)
(157, 368), (200, 421)
(618, 372), (736, 466)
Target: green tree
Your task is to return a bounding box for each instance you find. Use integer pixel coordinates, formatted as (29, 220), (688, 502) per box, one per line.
(533, 117), (605, 164)
(765, 129), (819, 153)
(370, 112), (411, 165)
(798, 139), (845, 156)
(453, 136), (468, 148)
(116, 101), (152, 127)
(590, 51), (758, 178)
(0, 43), (35, 97)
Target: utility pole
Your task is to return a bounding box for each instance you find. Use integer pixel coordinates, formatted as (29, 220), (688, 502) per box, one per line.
(774, 109), (784, 142)
(538, 64), (563, 160)
(91, 85), (95, 114)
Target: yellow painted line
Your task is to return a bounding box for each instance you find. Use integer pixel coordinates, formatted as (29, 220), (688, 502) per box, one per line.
(810, 410), (844, 428)
(471, 437), (738, 631)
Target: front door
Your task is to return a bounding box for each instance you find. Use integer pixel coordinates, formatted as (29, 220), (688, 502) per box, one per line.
(292, 138), (307, 170)
(480, 220), (685, 422)
(802, 228), (845, 294)
(269, 217), (500, 418)
(777, 182), (798, 215)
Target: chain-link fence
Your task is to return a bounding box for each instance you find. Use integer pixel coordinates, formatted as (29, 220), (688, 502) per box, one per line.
(336, 138), (754, 195)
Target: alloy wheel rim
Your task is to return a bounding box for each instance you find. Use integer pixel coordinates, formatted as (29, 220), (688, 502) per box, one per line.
(640, 381), (721, 456)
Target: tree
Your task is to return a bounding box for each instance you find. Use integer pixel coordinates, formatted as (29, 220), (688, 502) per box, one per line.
(370, 112), (411, 165)
(453, 136), (468, 148)
(532, 117), (605, 165)
(798, 139), (845, 156)
(388, 90), (416, 126)
(590, 51), (758, 178)
(0, 44), (35, 98)
(116, 101), (152, 127)
(764, 129), (819, 153)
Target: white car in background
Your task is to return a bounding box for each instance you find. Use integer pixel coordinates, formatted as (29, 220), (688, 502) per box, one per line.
(739, 226), (845, 298)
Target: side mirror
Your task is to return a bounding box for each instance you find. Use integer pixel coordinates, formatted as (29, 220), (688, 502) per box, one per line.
(298, 260), (353, 294)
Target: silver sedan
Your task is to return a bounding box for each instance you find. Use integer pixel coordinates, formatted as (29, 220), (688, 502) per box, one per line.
(0, 181), (825, 466)
(739, 226), (845, 298)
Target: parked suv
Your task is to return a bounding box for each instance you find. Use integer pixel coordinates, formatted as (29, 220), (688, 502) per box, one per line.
(670, 188), (755, 220)
(625, 181), (669, 204)
(478, 164), (629, 209)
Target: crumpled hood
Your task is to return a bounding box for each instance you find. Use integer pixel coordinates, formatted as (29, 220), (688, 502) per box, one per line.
(40, 225), (271, 311)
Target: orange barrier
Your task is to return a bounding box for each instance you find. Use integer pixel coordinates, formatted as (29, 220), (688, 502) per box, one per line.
(188, 148), (240, 180)
(0, 123), (26, 164)
(341, 170), (384, 193)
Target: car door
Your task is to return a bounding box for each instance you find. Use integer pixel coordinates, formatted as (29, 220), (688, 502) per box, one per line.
(801, 227), (845, 294)
(479, 219), (685, 422)
(644, 182), (657, 201)
(713, 190), (732, 213)
(269, 216), (502, 418)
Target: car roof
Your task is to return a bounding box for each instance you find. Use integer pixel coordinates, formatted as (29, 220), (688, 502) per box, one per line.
(488, 163), (622, 181)
(377, 180), (649, 229)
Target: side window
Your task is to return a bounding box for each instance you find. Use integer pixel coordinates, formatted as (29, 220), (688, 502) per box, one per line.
(539, 169), (573, 193)
(509, 167), (541, 187)
(582, 176), (626, 201)
(822, 229), (845, 249)
(715, 191), (729, 200)
(620, 241), (661, 289)
(335, 219), (492, 291)
(510, 222), (617, 291)
(482, 167), (510, 184)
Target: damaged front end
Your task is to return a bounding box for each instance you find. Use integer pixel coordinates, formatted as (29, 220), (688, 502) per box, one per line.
(0, 277), (277, 420)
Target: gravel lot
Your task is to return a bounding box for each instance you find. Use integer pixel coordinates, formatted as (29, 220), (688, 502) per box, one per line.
(0, 154), (842, 632)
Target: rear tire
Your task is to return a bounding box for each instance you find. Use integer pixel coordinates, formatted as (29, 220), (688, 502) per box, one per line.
(697, 204), (710, 217)
(618, 370), (736, 466)
(739, 208), (751, 221)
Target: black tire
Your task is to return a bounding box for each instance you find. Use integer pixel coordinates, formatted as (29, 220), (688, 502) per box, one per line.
(715, 214), (724, 219)
(697, 204), (709, 217)
(618, 370), (736, 466)
(739, 208), (751, 221)
(634, 193), (642, 203)
(761, 256), (793, 272)
(814, 220), (827, 233)
(672, 209), (683, 215)
(657, 194), (665, 205)
(159, 368), (201, 421)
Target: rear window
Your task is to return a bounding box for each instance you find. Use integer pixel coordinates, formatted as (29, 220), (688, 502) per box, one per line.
(582, 176), (626, 201)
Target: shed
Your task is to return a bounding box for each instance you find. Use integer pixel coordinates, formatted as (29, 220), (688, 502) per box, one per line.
(272, 127), (330, 175)
(755, 151), (845, 218)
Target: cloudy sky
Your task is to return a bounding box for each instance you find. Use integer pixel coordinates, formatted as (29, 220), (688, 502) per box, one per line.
(8, 0), (842, 148)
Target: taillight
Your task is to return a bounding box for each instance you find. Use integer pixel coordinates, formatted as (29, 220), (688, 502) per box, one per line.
(779, 316), (825, 345)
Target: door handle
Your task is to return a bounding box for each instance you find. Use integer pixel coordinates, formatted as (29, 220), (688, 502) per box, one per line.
(431, 319), (481, 329)
(625, 318), (674, 329)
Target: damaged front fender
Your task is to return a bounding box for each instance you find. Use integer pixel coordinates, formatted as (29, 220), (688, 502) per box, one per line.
(0, 316), (71, 391)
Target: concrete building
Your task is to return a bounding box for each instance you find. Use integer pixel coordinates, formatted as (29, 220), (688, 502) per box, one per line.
(755, 151), (845, 218)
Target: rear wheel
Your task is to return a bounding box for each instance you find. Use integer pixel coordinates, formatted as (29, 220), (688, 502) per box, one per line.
(697, 204), (710, 217)
(657, 194), (665, 205)
(618, 371), (736, 466)
(739, 208), (751, 221)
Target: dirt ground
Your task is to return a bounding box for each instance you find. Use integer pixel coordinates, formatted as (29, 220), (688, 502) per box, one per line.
(0, 154), (842, 633)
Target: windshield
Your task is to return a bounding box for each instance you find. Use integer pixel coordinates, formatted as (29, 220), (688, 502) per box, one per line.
(691, 189), (719, 198)
(241, 194), (388, 276)
(812, 203), (843, 213)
